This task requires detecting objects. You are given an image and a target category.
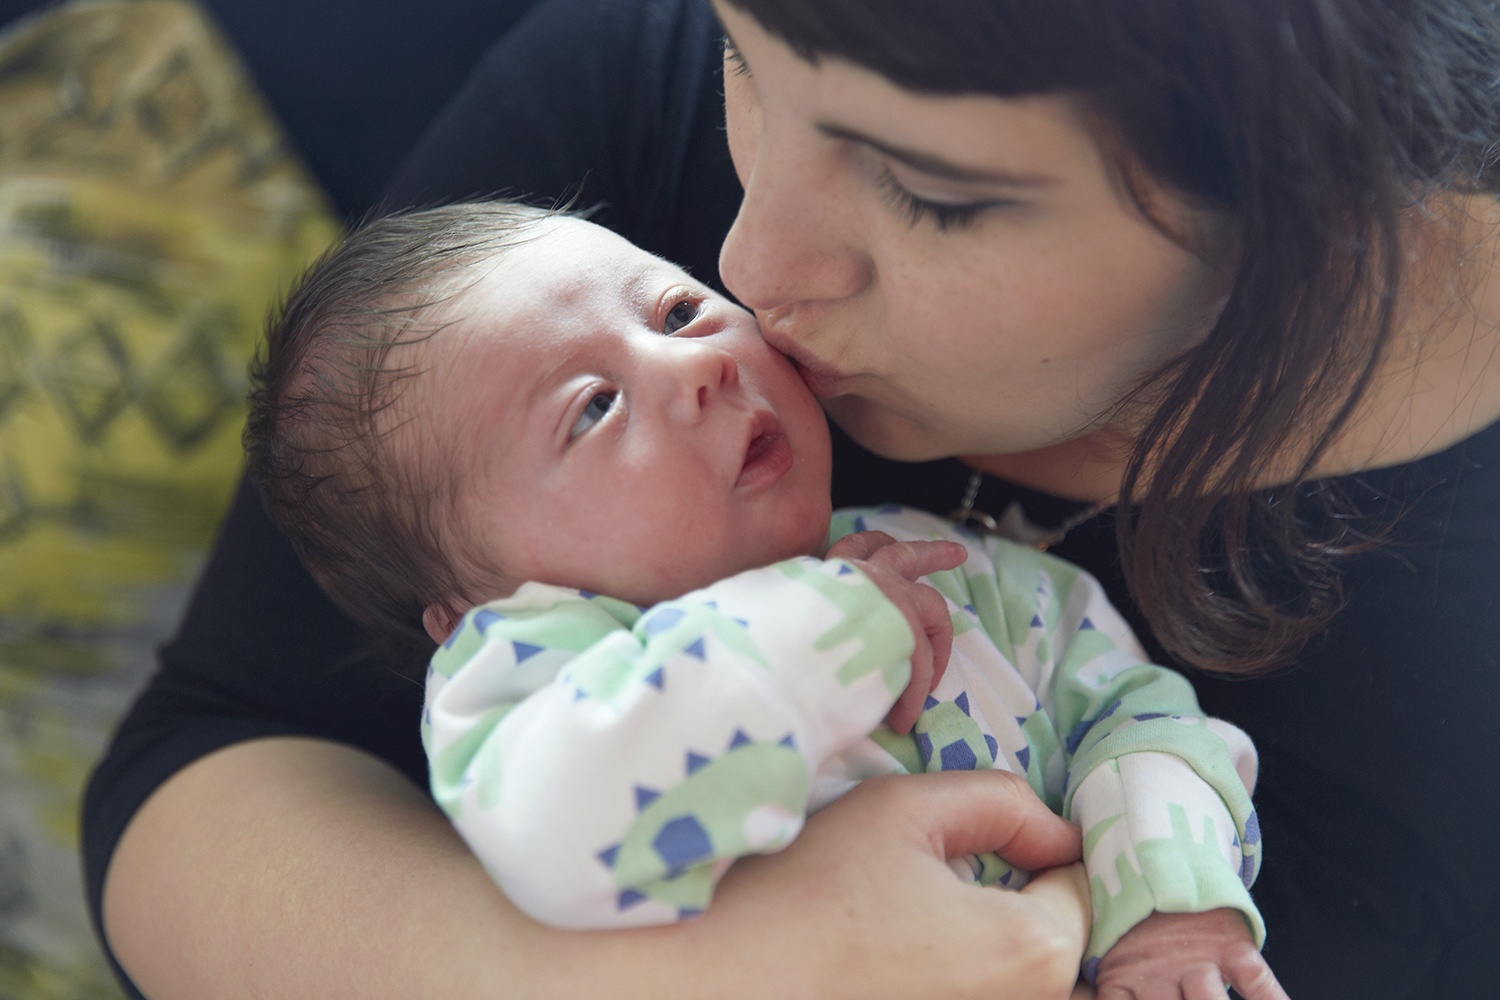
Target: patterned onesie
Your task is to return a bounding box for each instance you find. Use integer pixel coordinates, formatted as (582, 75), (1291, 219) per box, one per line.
(423, 506), (1265, 973)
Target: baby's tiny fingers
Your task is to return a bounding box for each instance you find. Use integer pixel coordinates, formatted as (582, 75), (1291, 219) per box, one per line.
(885, 644), (933, 734)
(825, 530), (897, 561)
(867, 539), (968, 581)
(1182, 964), (1232, 1000)
(927, 616), (954, 690)
(1224, 949), (1290, 1000)
(910, 579), (952, 631)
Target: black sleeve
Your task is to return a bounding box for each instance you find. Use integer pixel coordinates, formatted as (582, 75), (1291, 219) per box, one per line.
(79, 2), (739, 996)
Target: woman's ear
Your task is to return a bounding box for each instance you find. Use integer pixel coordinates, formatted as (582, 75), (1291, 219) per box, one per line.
(422, 601), (465, 644)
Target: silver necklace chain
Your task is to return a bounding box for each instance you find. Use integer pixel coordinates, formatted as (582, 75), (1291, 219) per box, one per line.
(948, 470), (1104, 551)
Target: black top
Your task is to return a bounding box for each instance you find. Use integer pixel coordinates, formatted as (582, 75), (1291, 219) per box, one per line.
(83, 1), (1500, 997)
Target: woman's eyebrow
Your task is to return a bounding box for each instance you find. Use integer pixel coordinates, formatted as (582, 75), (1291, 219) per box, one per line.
(818, 122), (1061, 188)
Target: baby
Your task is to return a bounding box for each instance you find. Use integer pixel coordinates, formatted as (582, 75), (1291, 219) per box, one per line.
(246, 201), (1285, 999)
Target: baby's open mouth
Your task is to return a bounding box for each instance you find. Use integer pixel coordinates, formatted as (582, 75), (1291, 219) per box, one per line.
(736, 415), (793, 489)
(743, 430), (776, 466)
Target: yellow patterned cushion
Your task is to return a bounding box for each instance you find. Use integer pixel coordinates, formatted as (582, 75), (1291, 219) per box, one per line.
(0, 3), (339, 996)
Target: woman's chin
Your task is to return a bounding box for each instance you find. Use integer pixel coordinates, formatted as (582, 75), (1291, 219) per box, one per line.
(825, 398), (964, 463)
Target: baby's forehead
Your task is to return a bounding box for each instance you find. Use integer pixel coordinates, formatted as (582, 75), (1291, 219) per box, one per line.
(458, 234), (688, 333)
(526, 216), (690, 286)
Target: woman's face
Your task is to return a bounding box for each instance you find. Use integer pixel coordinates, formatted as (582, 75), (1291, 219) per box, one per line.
(714, 2), (1236, 462)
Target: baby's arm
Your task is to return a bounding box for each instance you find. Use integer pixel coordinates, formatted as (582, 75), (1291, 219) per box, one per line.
(422, 548), (953, 929)
(1008, 545), (1273, 994)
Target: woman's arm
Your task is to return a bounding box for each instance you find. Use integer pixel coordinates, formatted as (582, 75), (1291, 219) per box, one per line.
(105, 737), (1091, 1000)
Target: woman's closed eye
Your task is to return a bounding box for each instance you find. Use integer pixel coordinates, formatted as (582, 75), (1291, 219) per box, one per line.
(569, 390), (618, 440)
(874, 167), (1003, 232)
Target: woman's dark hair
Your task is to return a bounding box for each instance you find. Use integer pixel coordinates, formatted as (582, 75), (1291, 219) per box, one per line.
(244, 201), (555, 666)
(728, 0), (1500, 673)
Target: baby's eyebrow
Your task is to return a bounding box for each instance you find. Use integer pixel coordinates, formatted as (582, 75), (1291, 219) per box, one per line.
(619, 256), (702, 310)
(619, 266), (658, 305)
(507, 334), (568, 427)
(531, 343), (586, 405)
(529, 330), (615, 429)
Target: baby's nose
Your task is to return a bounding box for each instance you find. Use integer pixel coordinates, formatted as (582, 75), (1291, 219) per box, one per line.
(670, 341), (739, 419)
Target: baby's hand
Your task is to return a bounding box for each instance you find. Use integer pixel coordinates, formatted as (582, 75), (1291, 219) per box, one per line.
(825, 531), (967, 734)
(1094, 909), (1288, 1000)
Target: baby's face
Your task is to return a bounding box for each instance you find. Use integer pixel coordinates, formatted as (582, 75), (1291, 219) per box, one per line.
(414, 216), (833, 610)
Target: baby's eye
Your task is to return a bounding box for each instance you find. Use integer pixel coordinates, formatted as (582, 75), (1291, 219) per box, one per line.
(663, 299), (700, 335)
(569, 390), (617, 439)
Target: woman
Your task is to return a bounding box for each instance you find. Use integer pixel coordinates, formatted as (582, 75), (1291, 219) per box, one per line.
(87, 0), (1500, 997)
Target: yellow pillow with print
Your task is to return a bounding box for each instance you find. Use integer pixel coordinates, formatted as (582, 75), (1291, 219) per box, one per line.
(0, 3), (339, 997)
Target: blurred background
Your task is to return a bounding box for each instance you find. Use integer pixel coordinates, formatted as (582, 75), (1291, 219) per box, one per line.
(0, 1), (534, 995)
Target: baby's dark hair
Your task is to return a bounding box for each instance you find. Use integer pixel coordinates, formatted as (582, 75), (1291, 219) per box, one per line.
(245, 200), (556, 665)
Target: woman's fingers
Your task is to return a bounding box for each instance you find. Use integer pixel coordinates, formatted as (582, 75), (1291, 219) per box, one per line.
(707, 771), (1090, 1000)
(884, 769), (1084, 870)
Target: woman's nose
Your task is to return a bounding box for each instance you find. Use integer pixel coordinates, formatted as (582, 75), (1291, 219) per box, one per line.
(718, 137), (872, 317)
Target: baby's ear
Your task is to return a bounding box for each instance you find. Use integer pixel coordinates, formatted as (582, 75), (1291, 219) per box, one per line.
(422, 601), (465, 644)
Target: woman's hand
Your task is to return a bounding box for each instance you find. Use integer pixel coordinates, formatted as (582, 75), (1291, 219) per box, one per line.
(826, 530), (968, 733)
(106, 739), (1089, 1000)
(697, 769), (1091, 1000)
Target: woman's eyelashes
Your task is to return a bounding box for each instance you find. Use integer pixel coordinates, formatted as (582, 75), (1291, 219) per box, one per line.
(569, 390), (618, 440)
(722, 38), (750, 77)
(874, 168), (998, 232)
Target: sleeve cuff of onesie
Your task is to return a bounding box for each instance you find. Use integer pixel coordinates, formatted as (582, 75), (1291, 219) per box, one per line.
(1071, 752), (1266, 978)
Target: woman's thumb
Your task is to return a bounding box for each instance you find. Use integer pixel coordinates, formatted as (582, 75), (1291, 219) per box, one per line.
(899, 770), (1083, 871)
